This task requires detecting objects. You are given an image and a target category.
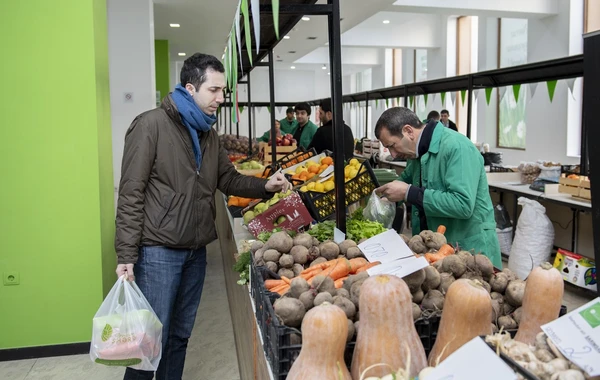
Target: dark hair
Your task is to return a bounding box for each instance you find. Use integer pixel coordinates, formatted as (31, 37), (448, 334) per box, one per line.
(294, 102), (311, 116)
(427, 110), (440, 120)
(180, 53), (225, 90)
(375, 107), (423, 138)
(286, 107), (294, 114)
(319, 99), (332, 113)
(440, 109), (450, 116)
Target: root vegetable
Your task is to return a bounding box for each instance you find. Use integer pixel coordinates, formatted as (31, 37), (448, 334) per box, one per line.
(265, 231), (294, 253)
(438, 273), (456, 294)
(400, 234), (410, 244)
(421, 230), (447, 250)
(409, 235), (428, 254)
(279, 254), (294, 269)
(491, 292), (504, 302)
(503, 302), (516, 316)
(290, 333), (302, 345)
(456, 250), (473, 264)
(480, 281), (491, 293)
(490, 273), (509, 293)
(343, 271), (369, 293)
(551, 370), (585, 380)
(255, 258), (266, 266)
(422, 289), (445, 310)
(535, 332), (551, 351)
(293, 233), (313, 249)
(308, 246), (320, 260)
(491, 299), (503, 322)
(251, 240), (264, 253)
(314, 292), (333, 306)
(290, 246), (309, 265)
(333, 295), (357, 319)
(491, 323), (498, 334)
(502, 268), (518, 281)
(290, 277), (310, 298)
(441, 255), (467, 278)
(336, 288), (350, 298)
(513, 307), (523, 324)
(505, 280), (526, 307)
(311, 275), (336, 296)
(338, 239), (358, 255)
(320, 242), (340, 260)
(254, 248), (265, 262)
(347, 319), (356, 342)
(265, 261), (278, 273)
(264, 249), (282, 262)
(345, 246), (363, 259)
(278, 268), (294, 279)
(310, 257), (327, 267)
(474, 255), (494, 280)
(498, 316), (518, 330)
(404, 268), (426, 293)
(535, 348), (555, 363)
(461, 271), (484, 282)
(412, 288), (425, 304)
(274, 297), (306, 327)
(548, 358), (569, 372)
(422, 266), (441, 292)
(432, 259), (444, 272)
(299, 290), (316, 310)
(350, 278), (366, 308)
(292, 263), (304, 277)
(312, 237), (320, 246)
(413, 303), (422, 320)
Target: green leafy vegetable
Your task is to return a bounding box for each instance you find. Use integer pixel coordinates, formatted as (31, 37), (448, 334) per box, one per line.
(257, 227), (296, 242)
(95, 358), (142, 366)
(308, 218), (386, 242)
(233, 251), (252, 285)
(101, 324), (113, 342)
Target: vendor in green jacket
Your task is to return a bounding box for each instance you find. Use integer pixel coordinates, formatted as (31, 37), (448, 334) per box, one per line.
(292, 102), (318, 149)
(374, 107), (501, 267)
(279, 107), (298, 134)
(257, 119), (281, 142)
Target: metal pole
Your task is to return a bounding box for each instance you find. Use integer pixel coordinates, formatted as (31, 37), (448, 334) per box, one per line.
(364, 93), (369, 139)
(466, 75), (473, 139)
(403, 87), (409, 107)
(247, 74), (253, 156)
(328, 0), (346, 233)
(268, 49), (277, 168)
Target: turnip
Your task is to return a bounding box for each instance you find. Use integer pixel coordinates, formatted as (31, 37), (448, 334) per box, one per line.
(347, 319), (356, 342)
(290, 277), (310, 298)
(292, 233), (313, 249)
(412, 303), (422, 321)
(290, 245), (309, 264)
(278, 268), (294, 279)
(310, 257), (327, 267)
(251, 240), (264, 253)
(311, 274), (336, 296)
(490, 272), (509, 293)
(299, 290), (316, 310)
(346, 246), (363, 259)
(265, 261), (278, 273)
(438, 273), (455, 294)
(263, 249), (282, 262)
(441, 255), (466, 278)
(265, 231), (294, 253)
(274, 297), (305, 327)
(421, 266), (441, 292)
(403, 268), (426, 293)
(333, 295), (356, 319)
(505, 280), (526, 307)
(408, 235), (427, 254)
(412, 288), (424, 304)
(498, 315), (518, 330)
(336, 288), (350, 298)
(292, 263), (304, 277)
(474, 255), (494, 280)
(319, 241), (340, 260)
(338, 239), (357, 255)
(422, 289), (445, 310)
(313, 292), (333, 306)
(279, 254), (294, 269)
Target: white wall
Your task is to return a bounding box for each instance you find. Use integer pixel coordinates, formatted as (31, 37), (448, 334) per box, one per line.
(108, 0), (156, 192)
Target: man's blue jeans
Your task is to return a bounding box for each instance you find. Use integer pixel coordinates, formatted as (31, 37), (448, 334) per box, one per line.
(123, 246), (207, 380)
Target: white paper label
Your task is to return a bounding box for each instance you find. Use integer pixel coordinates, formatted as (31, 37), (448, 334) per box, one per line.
(425, 337), (517, 380)
(333, 227), (345, 244)
(319, 165), (334, 178)
(542, 297), (600, 376)
(358, 229), (413, 264)
(366, 256), (428, 278)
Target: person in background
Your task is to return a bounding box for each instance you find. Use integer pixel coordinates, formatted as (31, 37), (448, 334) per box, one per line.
(257, 119), (281, 142)
(279, 107), (298, 134)
(373, 107), (501, 268)
(115, 53), (291, 380)
(425, 110), (440, 123)
(440, 109), (458, 132)
(292, 102), (318, 149)
(307, 99), (355, 160)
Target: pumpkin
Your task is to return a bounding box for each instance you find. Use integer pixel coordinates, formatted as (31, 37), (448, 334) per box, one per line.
(428, 279), (492, 365)
(351, 275), (427, 379)
(286, 302), (352, 380)
(515, 262), (564, 345)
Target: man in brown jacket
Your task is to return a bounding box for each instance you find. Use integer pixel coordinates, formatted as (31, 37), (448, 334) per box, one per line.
(115, 53), (290, 380)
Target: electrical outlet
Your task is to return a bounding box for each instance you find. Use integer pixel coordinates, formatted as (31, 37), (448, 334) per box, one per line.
(3, 272), (20, 286)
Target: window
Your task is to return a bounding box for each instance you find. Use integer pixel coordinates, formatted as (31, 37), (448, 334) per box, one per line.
(585, 0), (600, 33)
(456, 16), (478, 139)
(350, 105), (372, 139)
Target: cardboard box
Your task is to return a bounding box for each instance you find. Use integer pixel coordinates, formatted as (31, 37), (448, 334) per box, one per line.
(553, 248), (597, 291)
(246, 192), (313, 238)
(558, 184), (580, 196)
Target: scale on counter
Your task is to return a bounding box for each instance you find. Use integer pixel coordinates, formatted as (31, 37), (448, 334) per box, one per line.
(529, 178), (558, 192)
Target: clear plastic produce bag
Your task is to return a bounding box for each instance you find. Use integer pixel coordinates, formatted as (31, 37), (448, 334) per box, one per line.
(90, 276), (163, 370)
(363, 190), (396, 229)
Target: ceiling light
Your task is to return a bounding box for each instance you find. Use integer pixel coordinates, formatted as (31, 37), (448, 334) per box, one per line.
(178, 52), (186, 56)
(170, 23), (180, 28)
(291, 66), (296, 69)
(327, 72), (330, 75)
(322, 65), (327, 70)
(284, 35), (290, 39)
(383, 20), (390, 24)
(302, 16), (310, 21)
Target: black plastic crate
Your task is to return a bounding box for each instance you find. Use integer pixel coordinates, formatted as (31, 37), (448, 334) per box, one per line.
(300, 160), (380, 222)
(279, 147), (318, 170)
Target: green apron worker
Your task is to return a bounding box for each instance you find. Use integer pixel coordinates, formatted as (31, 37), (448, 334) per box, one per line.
(292, 102), (318, 149)
(257, 119), (281, 142)
(279, 107), (298, 135)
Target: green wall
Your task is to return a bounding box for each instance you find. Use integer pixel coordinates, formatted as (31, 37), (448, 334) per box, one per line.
(155, 40), (170, 101)
(0, 0), (115, 349)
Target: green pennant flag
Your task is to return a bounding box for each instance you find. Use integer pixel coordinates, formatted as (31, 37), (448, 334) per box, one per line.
(460, 90), (467, 105)
(385, 98), (389, 108)
(513, 84), (521, 103)
(424, 94), (428, 106)
(272, 0), (280, 39)
(239, 106), (245, 114)
(217, 107), (221, 117)
(241, 0), (253, 65)
(266, 106), (271, 113)
(396, 97), (400, 106)
(441, 92), (446, 105)
(375, 99), (379, 108)
(224, 42), (231, 89)
(485, 88), (493, 105)
(409, 96), (414, 108)
(547, 80), (557, 102)
(231, 29), (238, 89)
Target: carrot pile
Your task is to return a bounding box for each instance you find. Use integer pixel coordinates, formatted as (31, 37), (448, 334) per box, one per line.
(264, 257), (381, 295)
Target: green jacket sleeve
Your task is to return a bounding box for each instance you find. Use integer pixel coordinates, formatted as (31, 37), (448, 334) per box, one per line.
(299, 122), (318, 149)
(257, 131), (269, 142)
(399, 160), (414, 184)
(422, 148), (479, 219)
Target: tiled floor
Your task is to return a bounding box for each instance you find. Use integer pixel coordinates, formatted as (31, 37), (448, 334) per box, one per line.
(0, 241), (240, 380)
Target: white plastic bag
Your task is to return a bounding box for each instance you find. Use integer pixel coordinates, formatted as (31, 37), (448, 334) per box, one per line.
(90, 276), (163, 370)
(508, 197), (555, 279)
(363, 190), (396, 229)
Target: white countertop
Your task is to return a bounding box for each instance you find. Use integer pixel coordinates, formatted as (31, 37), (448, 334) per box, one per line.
(488, 181), (592, 210)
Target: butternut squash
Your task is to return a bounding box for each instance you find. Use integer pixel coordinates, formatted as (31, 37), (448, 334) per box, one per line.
(286, 302), (352, 380)
(428, 279), (492, 365)
(351, 275), (427, 379)
(515, 262), (564, 345)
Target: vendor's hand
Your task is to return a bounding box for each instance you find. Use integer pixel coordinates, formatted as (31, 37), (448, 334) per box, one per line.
(375, 180), (410, 202)
(265, 172), (292, 193)
(116, 264), (135, 281)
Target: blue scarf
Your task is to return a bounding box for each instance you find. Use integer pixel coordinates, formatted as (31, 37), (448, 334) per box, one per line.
(171, 84), (216, 170)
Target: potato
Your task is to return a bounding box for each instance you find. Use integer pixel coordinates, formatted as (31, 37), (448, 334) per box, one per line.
(513, 306), (523, 325)
(461, 271), (483, 282)
(490, 273), (509, 294)
(336, 288), (350, 298)
(345, 246), (363, 259)
(498, 315), (518, 330)
(338, 239), (357, 255)
(347, 319), (356, 342)
(333, 295), (357, 319)
(313, 292), (333, 306)
(279, 254), (294, 269)
(404, 268), (426, 293)
(310, 257), (327, 267)
(265, 231), (294, 253)
(503, 302), (515, 316)
(290, 277), (310, 298)
(263, 249), (282, 262)
(502, 268), (518, 281)
(491, 299), (503, 322)
(290, 245), (309, 265)
(292, 263), (304, 277)
(265, 261), (278, 273)
(505, 279), (526, 307)
(293, 233), (313, 249)
(480, 280), (492, 293)
(438, 273), (455, 294)
(422, 289), (445, 310)
(491, 292), (504, 302)
(412, 288), (425, 304)
(278, 268), (294, 279)
(474, 255), (494, 280)
(251, 240), (264, 253)
(274, 297), (306, 327)
(441, 255), (467, 278)
(400, 234), (411, 244)
(422, 265), (441, 292)
(312, 237), (320, 246)
(412, 303), (422, 321)
(319, 241), (340, 260)
(311, 275), (336, 296)
(409, 235), (428, 254)
(299, 290), (316, 310)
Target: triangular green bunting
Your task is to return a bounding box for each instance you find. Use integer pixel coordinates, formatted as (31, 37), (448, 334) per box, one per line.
(396, 97), (400, 106)
(241, 0), (253, 65)
(441, 92), (446, 105)
(424, 94), (428, 106)
(385, 98), (389, 108)
(266, 106), (271, 113)
(224, 42), (231, 89)
(272, 0), (280, 39)
(460, 90), (466, 105)
(409, 96), (414, 108)
(513, 84), (521, 103)
(547, 80), (557, 102)
(375, 99), (379, 108)
(485, 88), (493, 105)
(239, 106), (245, 114)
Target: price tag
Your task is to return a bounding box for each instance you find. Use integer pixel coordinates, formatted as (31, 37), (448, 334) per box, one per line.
(358, 229), (413, 264)
(333, 227), (345, 244)
(542, 297), (600, 376)
(424, 337), (517, 380)
(366, 256), (428, 278)
(319, 165), (334, 178)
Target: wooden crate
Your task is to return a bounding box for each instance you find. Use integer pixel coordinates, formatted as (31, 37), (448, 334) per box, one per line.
(559, 176), (582, 187)
(579, 188), (591, 200)
(558, 184), (580, 196)
(260, 142), (297, 163)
